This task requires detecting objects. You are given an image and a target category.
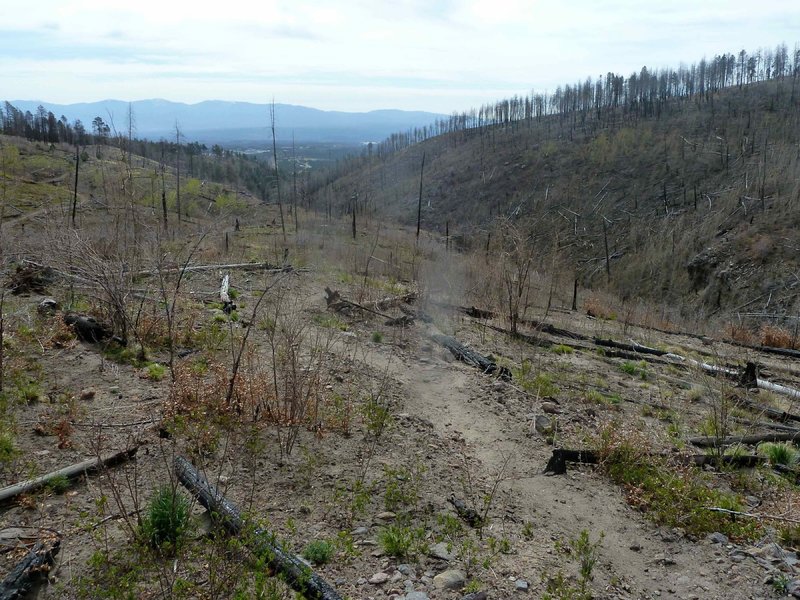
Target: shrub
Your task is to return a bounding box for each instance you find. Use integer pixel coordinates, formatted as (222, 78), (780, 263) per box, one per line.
(140, 486), (192, 552)
(302, 540), (334, 565)
(551, 344), (574, 355)
(371, 331), (383, 343)
(0, 430), (15, 465)
(146, 362), (167, 381)
(760, 325), (794, 349)
(47, 474), (70, 494)
(758, 442), (799, 466)
(595, 425), (756, 540)
(378, 525), (427, 559)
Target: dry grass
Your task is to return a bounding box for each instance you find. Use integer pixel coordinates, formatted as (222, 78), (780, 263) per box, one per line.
(760, 324), (796, 349)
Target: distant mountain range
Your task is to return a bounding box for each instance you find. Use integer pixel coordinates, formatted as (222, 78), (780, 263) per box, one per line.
(5, 99), (446, 145)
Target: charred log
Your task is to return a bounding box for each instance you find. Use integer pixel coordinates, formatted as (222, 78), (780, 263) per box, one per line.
(175, 456), (343, 600)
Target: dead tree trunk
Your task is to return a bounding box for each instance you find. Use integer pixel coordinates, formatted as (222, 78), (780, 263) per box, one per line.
(688, 432), (800, 448)
(175, 456), (343, 600)
(0, 537), (61, 600)
(430, 333), (511, 380)
(0, 447), (138, 504)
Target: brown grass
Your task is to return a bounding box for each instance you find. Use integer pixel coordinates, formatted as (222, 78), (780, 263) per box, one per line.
(760, 324), (795, 349)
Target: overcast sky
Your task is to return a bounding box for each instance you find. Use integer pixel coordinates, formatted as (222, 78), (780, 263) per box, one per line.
(2, 0), (799, 114)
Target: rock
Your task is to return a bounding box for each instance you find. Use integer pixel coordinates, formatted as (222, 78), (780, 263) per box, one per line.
(397, 564), (414, 576)
(79, 388), (96, 401)
(37, 298), (60, 315)
(534, 415), (553, 435)
(515, 578), (529, 591)
(541, 401), (561, 414)
(430, 541), (455, 561)
(405, 593), (430, 600)
(707, 532), (728, 545)
(433, 569), (465, 591)
(462, 593), (488, 600)
(787, 578), (800, 597)
(370, 572), (390, 585)
(376, 511), (397, 521)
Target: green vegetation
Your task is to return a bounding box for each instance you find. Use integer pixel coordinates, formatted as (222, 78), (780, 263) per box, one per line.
(140, 487), (192, 552)
(371, 331), (383, 343)
(145, 362), (167, 381)
(542, 530), (603, 600)
(301, 539), (334, 565)
(551, 344), (574, 355)
(378, 524), (428, 559)
(47, 474), (71, 494)
(758, 442), (799, 466)
(312, 313), (348, 331)
(619, 361), (648, 380)
(595, 426), (756, 539)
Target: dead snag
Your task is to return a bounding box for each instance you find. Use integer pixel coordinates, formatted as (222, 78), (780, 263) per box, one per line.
(0, 535), (61, 600)
(430, 333), (511, 380)
(174, 456), (343, 600)
(0, 447), (138, 505)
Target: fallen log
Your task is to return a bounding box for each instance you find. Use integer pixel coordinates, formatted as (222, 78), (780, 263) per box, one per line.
(485, 324), (553, 350)
(430, 333), (511, 380)
(384, 315), (414, 327)
(594, 338), (667, 356)
(0, 447), (138, 505)
(544, 448), (766, 475)
(324, 287), (391, 319)
(688, 432), (800, 448)
(0, 536), (61, 600)
(740, 397), (800, 424)
(375, 292), (417, 311)
(174, 456), (343, 600)
(731, 417), (800, 433)
(132, 262), (300, 277)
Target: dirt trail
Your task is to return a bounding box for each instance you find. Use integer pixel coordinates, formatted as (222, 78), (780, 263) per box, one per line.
(364, 337), (768, 600)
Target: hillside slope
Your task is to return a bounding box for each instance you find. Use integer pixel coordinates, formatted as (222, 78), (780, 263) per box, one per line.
(308, 79), (800, 324)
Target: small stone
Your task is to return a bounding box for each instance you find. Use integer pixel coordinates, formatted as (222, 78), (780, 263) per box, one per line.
(707, 532), (728, 545)
(429, 542), (455, 561)
(462, 593), (488, 600)
(534, 415), (553, 435)
(376, 511), (397, 521)
(370, 572), (390, 585)
(79, 388), (96, 400)
(405, 593), (430, 600)
(630, 543), (642, 551)
(397, 564), (413, 576)
(515, 579), (529, 591)
(38, 298), (61, 315)
(433, 569), (465, 591)
(541, 401), (561, 414)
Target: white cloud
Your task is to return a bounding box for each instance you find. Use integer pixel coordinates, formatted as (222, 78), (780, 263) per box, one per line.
(2, 0), (799, 112)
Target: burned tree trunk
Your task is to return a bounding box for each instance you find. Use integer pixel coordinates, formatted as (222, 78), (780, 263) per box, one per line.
(0, 537), (61, 600)
(175, 456), (343, 600)
(430, 333), (511, 380)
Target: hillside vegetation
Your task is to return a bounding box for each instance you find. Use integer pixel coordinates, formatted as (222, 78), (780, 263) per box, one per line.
(1, 127), (800, 599)
(309, 63), (800, 333)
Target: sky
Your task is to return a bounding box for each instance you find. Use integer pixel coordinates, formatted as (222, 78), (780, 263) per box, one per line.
(2, 0), (800, 114)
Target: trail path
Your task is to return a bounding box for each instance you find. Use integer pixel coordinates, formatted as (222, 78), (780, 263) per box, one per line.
(363, 335), (769, 600)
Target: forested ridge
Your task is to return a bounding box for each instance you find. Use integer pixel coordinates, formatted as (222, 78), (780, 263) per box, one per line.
(308, 42), (800, 323)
